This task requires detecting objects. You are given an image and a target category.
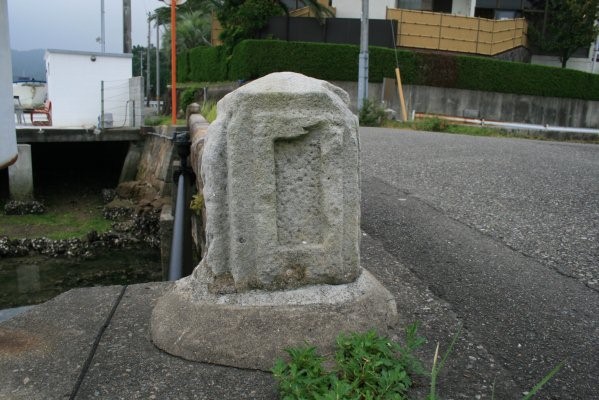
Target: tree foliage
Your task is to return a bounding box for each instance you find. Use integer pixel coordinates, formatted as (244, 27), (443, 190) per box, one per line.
(215, 0), (334, 52)
(132, 44), (170, 99)
(152, 0), (215, 26)
(530, 0), (599, 68)
(216, 0), (286, 52)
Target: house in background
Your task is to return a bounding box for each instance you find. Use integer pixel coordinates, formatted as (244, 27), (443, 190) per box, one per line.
(384, 1), (599, 73)
(328, 0), (528, 58)
(44, 49), (143, 128)
(331, 0), (473, 18)
(276, 1), (598, 73)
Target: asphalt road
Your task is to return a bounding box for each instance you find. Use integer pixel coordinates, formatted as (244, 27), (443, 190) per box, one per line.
(359, 128), (599, 399)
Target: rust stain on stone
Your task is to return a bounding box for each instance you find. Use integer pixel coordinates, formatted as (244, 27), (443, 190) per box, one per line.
(0, 328), (43, 356)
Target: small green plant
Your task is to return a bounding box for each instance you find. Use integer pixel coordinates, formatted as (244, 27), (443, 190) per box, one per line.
(272, 324), (425, 400)
(359, 99), (387, 127)
(418, 117), (448, 132)
(200, 100), (217, 123)
(425, 325), (563, 400)
(275, 323), (563, 400)
(521, 362), (564, 400)
(189, 193), (204, 216)
(180, 88), (197, 112)
(144, 115), (166, 126)
(143, 115), (187, 126)
(427, 325), (461, 400)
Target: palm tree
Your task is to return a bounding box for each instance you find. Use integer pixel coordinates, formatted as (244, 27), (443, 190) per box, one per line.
(152, 0), (215, 27)
(152, 0), (334, 50)
(215, 0), (334, 51)
(159, 9), (212, 55)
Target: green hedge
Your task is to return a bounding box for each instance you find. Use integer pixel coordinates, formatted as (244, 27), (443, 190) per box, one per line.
(228, 40), (420, 84)
(179, 40), (599, 101)
(187, 46), (229, 82)
(455, 55), (599, 100)
(229, 40), (360, 81)
(177, 51), (190, 83)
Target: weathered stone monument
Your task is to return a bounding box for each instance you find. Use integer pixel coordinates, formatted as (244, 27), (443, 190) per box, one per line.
(150, 72), (397, 370)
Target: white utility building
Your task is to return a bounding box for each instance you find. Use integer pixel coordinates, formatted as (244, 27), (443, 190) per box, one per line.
(45, 49), (142, 128)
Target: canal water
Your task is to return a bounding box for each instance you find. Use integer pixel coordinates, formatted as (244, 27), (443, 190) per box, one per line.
(0, 141), (163, 318)
(0, 246), (161, 310)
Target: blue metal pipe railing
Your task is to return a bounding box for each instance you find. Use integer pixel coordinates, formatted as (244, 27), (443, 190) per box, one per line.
(168, 130), (194, 281)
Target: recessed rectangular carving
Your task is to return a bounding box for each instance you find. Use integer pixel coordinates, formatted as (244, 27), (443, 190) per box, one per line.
(274, 130), (323, 245)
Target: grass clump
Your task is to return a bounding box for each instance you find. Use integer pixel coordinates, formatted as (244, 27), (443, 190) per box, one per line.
(274, 323), (563, 400)
(144, 115), (187, 126)
(200, 100), (217, 123)
(0, 211), (112, 240)
(384, 118), (599, 144)
(273, 324), (425, 400)
(359, 99), (387, 127)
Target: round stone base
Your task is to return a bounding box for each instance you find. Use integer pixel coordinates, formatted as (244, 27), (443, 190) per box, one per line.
(150, 268), (397, 371)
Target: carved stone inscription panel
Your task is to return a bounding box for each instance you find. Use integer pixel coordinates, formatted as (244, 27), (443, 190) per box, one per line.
(199, 72), (360, 292)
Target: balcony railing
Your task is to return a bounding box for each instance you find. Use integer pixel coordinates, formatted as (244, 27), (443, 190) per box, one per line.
(386, 8), (528, 56)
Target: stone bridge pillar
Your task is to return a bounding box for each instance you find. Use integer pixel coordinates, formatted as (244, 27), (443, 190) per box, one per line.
(8, 144), (34, 201)
(151, 72), (397, 371)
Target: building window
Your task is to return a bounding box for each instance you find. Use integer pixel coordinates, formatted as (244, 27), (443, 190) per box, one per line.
(495, 10), (520, 19)
(397, 0), (433, 10)
(396, 0), (452, 13)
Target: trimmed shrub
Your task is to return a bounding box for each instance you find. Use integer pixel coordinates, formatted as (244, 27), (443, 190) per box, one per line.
(180, 87), (196, 112)
(416, 52), (459, 87)
(370, 46), (417, 83)
(177, 50), (190, 82)
(182, 40), (599, 101)
(229, 40), (418, 83)
(228, 40), (360, 81)
(187, 46), (229, 82)
(455, 55), (599, 100)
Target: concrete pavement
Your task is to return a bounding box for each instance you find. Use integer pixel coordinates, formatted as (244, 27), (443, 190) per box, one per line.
(360, 128), (599, 399)
(360, 128), (599, 290)
(0, 235), (523, 399)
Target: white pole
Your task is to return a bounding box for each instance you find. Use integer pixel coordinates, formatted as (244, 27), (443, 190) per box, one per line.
(0, 0), (18, 169)
(101, 0), (106, 52)
(156, 17), (160, 103)
(146, 13), (151, 106)
(357, 0), (369, 111)
(591, 34), (599, 74)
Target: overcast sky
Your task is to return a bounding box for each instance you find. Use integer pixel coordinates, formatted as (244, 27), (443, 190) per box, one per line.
(8, 0), (163, 53)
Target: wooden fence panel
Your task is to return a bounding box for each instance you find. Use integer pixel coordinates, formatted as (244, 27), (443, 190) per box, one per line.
(385, 8), (527, 56)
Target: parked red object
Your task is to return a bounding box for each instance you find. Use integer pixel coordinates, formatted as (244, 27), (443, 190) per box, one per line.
(30, 100), (52, 126)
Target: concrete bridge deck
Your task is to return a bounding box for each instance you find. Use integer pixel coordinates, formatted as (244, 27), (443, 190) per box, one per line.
(8, 127), (146, 200)
(16, 127), (142, 143)
(0, 234), (513, 399)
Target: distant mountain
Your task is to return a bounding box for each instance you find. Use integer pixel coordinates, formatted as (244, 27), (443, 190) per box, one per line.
(11, 49), (46, 81)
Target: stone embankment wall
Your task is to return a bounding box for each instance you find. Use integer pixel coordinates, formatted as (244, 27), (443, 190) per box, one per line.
(137, 126), (176, 196)
(179, 80), (599, 129)
(133, 126), (179, 278)
(188, 113), (210, 260)
(333, 80), (599, 128)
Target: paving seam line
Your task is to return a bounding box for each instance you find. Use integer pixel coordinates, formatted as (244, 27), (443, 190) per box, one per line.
(375, 179), (599, 294)
(69, 285), (128, 400)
